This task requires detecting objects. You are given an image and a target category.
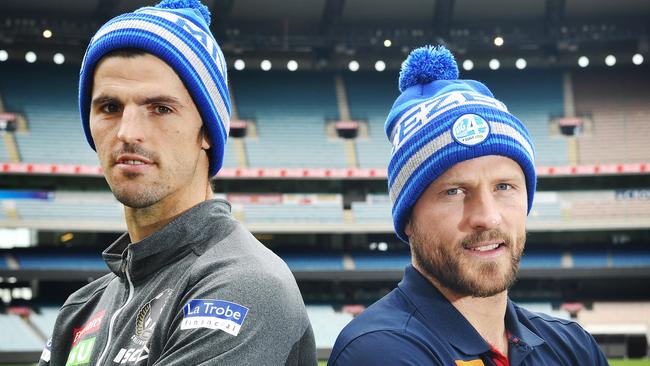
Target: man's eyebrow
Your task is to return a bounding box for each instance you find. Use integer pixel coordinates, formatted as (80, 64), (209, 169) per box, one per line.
(91, 94), (119, 107)
(141, 95), (182, 106)
(434, 174), (524, 188)
(497, 174), (525, 182)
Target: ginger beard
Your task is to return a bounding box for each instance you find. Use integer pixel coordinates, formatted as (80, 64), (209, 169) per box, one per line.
(410, 223), (526, 298)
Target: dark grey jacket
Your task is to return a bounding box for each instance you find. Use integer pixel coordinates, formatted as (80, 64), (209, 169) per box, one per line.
(39, 199), (316, 366)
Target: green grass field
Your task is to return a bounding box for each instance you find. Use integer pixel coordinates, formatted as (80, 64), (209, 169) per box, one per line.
(609, 360), (650, 366)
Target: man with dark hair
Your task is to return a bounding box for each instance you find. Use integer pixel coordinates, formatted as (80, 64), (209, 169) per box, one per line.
(39, 1), (316, 365)
(328, 46), (608, 365)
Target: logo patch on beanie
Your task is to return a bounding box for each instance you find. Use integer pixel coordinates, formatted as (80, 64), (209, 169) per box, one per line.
(452, 114), (490, 146)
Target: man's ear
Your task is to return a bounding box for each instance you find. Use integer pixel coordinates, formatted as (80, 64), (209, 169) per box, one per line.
(404, 218), (413, 237)
(200, 127), (211, 150)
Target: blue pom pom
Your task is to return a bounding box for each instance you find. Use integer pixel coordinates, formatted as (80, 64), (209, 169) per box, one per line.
(156, 0), (211, 26)
(398, 45), (459, 92)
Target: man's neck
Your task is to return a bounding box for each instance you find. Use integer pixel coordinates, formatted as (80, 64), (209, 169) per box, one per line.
(124, 183), (213, 243)
(415, 265), (509, 356)
(445, 288), (509, 355)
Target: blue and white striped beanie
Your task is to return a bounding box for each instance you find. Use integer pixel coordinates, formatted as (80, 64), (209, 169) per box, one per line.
(79, 0), (230, 177)
(386, 45), (536, 243)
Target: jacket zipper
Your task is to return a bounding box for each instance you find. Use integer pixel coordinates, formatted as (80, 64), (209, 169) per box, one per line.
(95, 251), (135, 365)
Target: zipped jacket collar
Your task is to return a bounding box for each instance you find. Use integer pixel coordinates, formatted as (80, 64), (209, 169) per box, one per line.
(103, 199), (233, 283)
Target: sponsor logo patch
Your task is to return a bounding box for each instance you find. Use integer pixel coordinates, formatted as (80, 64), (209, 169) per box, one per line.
(113, 346), (149, 364)
(40, 338), (52, 362)
(65, 337), (96, 366)
(72, 310), (105, 346)
(455, 360), (485, 366)
(181, 299), (249, 336)
(391, 91), (507, 150)
(452, 114), (490, 146)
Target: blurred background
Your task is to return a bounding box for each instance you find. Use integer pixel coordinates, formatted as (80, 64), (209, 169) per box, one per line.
(0, 0), (649, 364)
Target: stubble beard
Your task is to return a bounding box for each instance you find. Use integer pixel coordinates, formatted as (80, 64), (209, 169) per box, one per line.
(106, 143), (167, 209)
(111, 180), (168, 209)
(410, 222), (525, 298)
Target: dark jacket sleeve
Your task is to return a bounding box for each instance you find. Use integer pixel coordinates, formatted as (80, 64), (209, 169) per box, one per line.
(151, 261), (317, 366)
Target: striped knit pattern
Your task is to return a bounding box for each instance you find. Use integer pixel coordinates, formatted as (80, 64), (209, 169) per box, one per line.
(386, 82), (537, 243)
(79, 2), (230, 177)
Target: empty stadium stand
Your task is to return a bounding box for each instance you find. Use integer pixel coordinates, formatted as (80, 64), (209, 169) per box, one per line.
(468, 70), (569, 166)
(281, 253), (344, 271)
(0, 67), (593, 170)
(573, 68), (650, 164)
(350, 200), (391, 224)
(520, 251), (565, 268)
(4, 245), (648, 273)
(612, 248), (650, 267)
(572, 249), (610, 267)
(0, 64), (98, 165)
(234, 203), (344, 224)
(351, 251), (410, 270)
(30, 307), (59, 338)
(344, 72), (396, 168)
(0, 313), (44, 352)
(2, 189), (650, 232)
(578, 302), (650, 358)
(0, 137), (9, 162)
(518, 303), (570, 320)
(231, 71), (348, 168)
(15, 252), (105, 270)
(306, 305), (355, 350)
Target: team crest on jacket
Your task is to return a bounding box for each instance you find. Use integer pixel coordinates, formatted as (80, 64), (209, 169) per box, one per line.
(134, 289), (172, 343)
(113, 289), (172, 364)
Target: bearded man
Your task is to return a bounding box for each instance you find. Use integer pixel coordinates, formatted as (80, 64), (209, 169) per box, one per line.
(328, 45), (608, 366)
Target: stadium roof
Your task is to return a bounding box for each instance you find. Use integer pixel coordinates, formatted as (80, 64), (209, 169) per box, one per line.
(1, 0), (648, 69)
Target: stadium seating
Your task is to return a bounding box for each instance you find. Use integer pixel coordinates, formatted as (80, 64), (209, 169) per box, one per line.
(231, 71), (348, 168)
(528, 201), (563, 221)
(235, 203), (344, 224)
(344, 72), (396, 168)
(578, 302), (650, 344)
(15, 252), (106, 270)
(350, 200), (392, 224)
(0, 313), (44, 351)
(0, 137), (9, 162)
(306, 305), (355, 349)
(467, 70), (569, 166)
(5, 245), (649, 272)
(352, 252), (411, 270)
(573, 68), (650, 164)
(3, 189), (650, 232)
(519, 303), (571, 320)
(281, 253), (344, 270)
(0, 63), (98, 165)
(30, 307), (60, 338)
(222, 139), (239, 168)
(14, 200), (122, 223)
(612, 250), (650, 267)
(572, 250), (610, 267)
(3, 65), (649, 169)
(519, 251), (564, 268)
